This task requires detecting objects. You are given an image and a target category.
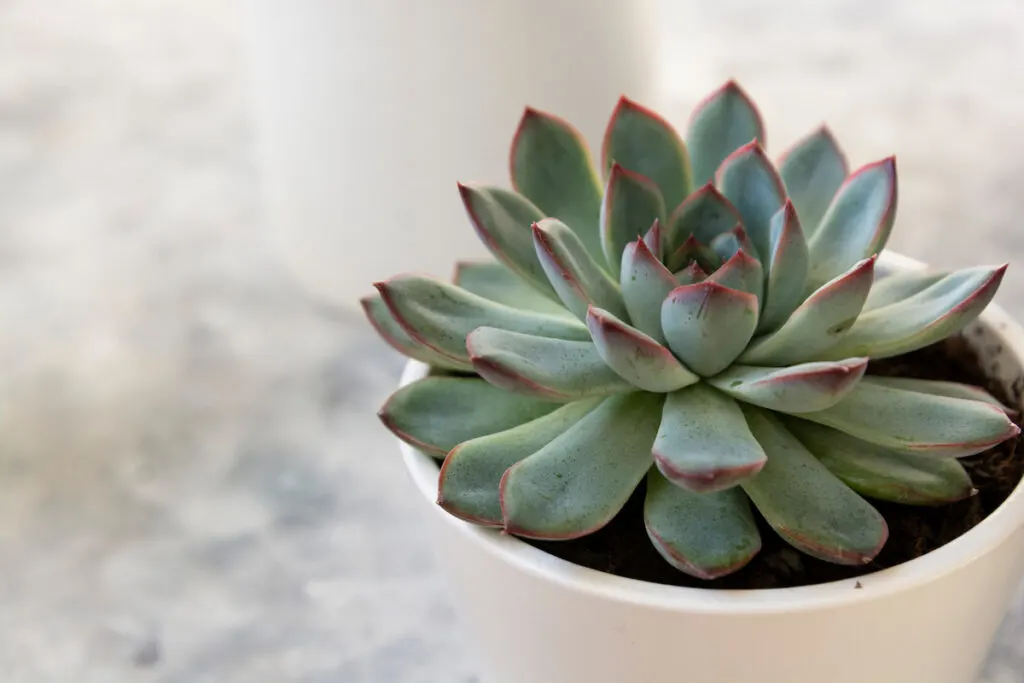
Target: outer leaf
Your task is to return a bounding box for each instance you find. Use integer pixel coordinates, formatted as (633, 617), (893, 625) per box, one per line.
(708, 250), (763, 304)
(709, 224), (757, 264)
(620, 238), (678, 343)
(379, 377), (558, 457)
(467, 327), (632, 401)
(665, 183), (741, 252)
(777, 126), (849, 235)
(806, 158), (897, 291)
(863, 269), (946, 311)
(817, 265), (1007, 360)
(534, 218), (628, 322)
(600, 164), (667, 278)
(452, 260), (568, 317)
(457, 184), (556, 297)
(510, 107), (605, 265)
(500, 392), (664, 539)
(644, 469), (761, 579)
(740, 406), (888, 564)
(667, 234), (721, 273)
(360, 294), (471, 371)
(708, 358), (868, 413)
(585, 307), (699, 393)
(740, 256), (875, 366)
(758, 201), (809, 333)
(376, 275), (589, 365)
(662, 281), (759, 376)
(798, 377), (1020, 458)
(437, 398), (601, 525)
(602, 96), (692, 211)
(654, 383), (767, 492)
(866, 376), (1015, 415)
(785, 419), (975, 506)
(686, 80), (765, 187)
(716, 141), (786, 262)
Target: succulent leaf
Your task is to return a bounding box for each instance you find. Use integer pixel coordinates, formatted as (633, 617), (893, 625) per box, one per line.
(620, 238), (679, 343)
(708, 358), (868, 414)
(675, 262), (708, 285)
(865, 376), (1015, 415)
(644, 469), (761, 579)
(740, 406), (889, 564)
(667, 234), (722, 273)
(379, 377), (559, 457)
(600, 164), (667, 278)
(806, 158), (897, 291)
(360, 294), (471, 371)
(511, 108), (606, 266)
(438, 398), (602, 525)
(687, 81), (765, 187)
(799, 377), (1020, 457)
(468, 327), (632, 401)
(586, 307), (700, 393)
(709, 224), (757, 264)
(452, 260), (569, 317)
(662, 281), (759, 376)
(602, 96), (692, 212)
(817, 265), (1007, 360)
(654, 383), (767, 491)
(665, 183), (742, 253)
(758, 201), (810, 333)
(642, 219), (663, 260)
(785, 419), (975, 506)
(376, 275), (589, 365)
(457, 184), (556, 298)
(715, 141), (786, 262)
(708, 250), (764, 304)
(778, 126), (849, 235)
(863, 268), (946, 311)
(500, 392), (664, 539)
(740, 257), (875, 366)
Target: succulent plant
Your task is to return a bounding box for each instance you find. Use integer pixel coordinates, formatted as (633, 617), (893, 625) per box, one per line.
(364, 81), (1019, 579)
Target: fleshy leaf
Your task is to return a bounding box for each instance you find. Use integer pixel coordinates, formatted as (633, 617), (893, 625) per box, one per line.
(468, 327), (632, 401)
(361, 294), (471, 371)
(500, 392), (664, 539)
(709, 224), (757, 264)
(686, 81), (765, 187)
(452, 261), (569, 317)
(644, 469), (761, 579)
(602, 96), (692, 212)
(438, 399), (601, 525)
(653, 383), (767, 492)
(642, 219), (663, 261)
(620, 238), (679, 343)
(662, 281), (759, 376)
(667, 234), (722, 273)
(376, 275), (589, 365)
(510, 108), (605, 265)
(665, 183), (741, 253)
(675, 262), (708, 285)
(716, 141), (786, 262)
(806, 158), (897, 291)
(740, 406), (888, 564)
(379, 376), (558, 457)
(798, 377), (1020, 458)
(865, 376), (1016, 416)
(457, 184), (556, 298)
(817, 265), (1007, 360)
(740, 256), (875, 366)
(708, 250), (763, 304)
(533, 218), (628, 322)
(758, 201), (809, 333)
(863, 269), (946, 311)
(585, 307), (699, 393)
(600, 164), (667, 278)
(707, 358), (868, 414)
(785, 419), (975, 506)
(777, 126), (849, 235)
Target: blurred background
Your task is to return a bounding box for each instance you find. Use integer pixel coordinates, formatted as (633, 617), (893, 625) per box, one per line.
(0, 0), (1021, 681)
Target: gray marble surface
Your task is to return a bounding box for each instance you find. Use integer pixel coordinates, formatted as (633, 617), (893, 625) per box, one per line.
(0, 0), (1021, 681)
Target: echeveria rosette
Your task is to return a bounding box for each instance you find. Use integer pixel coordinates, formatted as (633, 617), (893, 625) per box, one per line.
(366, 81), (1018, 580)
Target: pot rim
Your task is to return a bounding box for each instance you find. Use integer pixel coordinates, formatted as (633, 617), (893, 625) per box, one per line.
(397, 251), (1024, 614)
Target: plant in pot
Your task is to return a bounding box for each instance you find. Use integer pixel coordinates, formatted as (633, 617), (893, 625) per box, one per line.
(363, 82), (1024, 683)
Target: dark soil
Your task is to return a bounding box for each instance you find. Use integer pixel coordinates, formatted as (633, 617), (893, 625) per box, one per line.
(523, 335), (1024, 589)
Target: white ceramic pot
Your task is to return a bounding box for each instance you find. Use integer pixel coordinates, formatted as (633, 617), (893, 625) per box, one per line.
(238, 0), (658, 309)
(394, 252), (1024, 683)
